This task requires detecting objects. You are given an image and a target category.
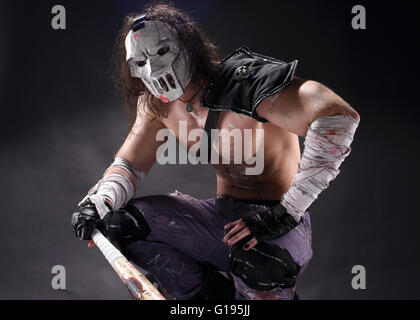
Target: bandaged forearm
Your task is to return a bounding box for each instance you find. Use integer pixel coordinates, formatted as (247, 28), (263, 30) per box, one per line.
(281, 115), (359, 221)
(78, 157), (145, 218)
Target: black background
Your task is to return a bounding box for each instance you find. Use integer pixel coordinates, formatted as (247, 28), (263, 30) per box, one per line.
(0, 0), (418, 299)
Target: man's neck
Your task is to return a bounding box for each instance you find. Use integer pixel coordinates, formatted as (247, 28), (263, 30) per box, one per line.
(179, 80), (206, 104)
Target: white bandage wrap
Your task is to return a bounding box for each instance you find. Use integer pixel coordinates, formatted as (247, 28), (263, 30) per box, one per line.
(281, 115), (359, 221)
(78, 158), (145, 219)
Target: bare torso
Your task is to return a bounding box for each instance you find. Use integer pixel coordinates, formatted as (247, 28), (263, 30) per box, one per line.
(161, 100), (301, 201)
(117, 77), (358, 203)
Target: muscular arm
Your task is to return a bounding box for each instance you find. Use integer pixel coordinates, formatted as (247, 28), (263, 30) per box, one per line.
(113, 100), (167, 179)
(257, 77), (360, 136)
(257, 76), (360, 218)
(224, 77), (360, 250)
(73, 98), (167, 244)
(79, 97), (166, 217)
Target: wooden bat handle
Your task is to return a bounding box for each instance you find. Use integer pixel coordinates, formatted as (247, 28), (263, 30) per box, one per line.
(91, 229), (166, 300)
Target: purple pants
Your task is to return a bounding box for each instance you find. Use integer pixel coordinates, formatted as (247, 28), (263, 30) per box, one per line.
(120, 191), (313, 300)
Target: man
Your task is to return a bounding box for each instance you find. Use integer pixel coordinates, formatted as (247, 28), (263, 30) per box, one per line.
(72, 3), (360, 300)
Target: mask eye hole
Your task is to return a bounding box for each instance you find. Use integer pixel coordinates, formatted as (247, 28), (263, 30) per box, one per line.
(157, 45), (170, 56)
(136, 60), (147, 67)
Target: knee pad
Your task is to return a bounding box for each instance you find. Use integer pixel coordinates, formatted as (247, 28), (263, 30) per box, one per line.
(102, 204), (151, 245)
(228, 238), (301, 291)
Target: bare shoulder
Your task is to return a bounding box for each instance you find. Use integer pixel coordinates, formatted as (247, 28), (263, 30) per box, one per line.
(130, 96), (167, 134)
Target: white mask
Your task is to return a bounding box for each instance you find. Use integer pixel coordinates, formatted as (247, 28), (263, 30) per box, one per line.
(125, 16), (191, 103)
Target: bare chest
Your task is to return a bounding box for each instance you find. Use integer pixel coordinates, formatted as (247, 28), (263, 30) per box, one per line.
(162, 105), (265, 166)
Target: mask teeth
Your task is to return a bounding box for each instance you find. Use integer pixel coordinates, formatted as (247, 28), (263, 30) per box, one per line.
(153, 80), (162, 94)
(158, 77), (169, 92)
(165, 73), (177, 89)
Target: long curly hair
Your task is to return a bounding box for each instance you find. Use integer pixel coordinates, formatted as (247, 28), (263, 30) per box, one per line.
(112, 2), (221, 128)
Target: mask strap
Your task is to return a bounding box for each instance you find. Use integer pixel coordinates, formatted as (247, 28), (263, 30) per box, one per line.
(131, 13), (150, 32)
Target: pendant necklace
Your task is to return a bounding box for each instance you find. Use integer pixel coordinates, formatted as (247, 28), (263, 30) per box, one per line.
(179, 86), (203, 113)
(185, 103), (193, 113)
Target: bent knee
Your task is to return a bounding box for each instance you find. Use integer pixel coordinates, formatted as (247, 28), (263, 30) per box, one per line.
(228, 240), (300, 291)
(103, 204), (151, 245)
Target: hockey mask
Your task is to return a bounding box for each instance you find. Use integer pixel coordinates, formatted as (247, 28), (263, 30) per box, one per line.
(125, 16), (192, 103)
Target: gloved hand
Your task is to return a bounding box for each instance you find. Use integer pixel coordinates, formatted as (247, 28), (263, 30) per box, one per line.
(224, 202), (299, 250)
(243, 202), (299, 243)
(71, 200), (105, 240)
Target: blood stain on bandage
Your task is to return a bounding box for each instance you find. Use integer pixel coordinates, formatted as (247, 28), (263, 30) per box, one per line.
(323, 129), (337, 135)
(329, 146), (340, 154)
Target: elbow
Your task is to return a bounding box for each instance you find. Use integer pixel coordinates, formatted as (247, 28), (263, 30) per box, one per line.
(328, 101), (360, 123)
(301, 80), (360, 123)
(349, 107), (361, 122)
(316, 102), (361, 127)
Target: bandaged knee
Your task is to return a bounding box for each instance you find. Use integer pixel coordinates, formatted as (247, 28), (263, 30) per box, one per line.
(281, 115), (359, 221)
(78, 158), (145, 218)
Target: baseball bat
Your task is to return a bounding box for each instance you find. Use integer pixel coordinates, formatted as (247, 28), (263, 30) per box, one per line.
(91, 229), (166, 300)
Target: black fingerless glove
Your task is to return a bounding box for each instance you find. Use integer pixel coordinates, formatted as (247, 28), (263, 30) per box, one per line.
(243, 202), (299, 242)
(71, 200), (108, 240)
